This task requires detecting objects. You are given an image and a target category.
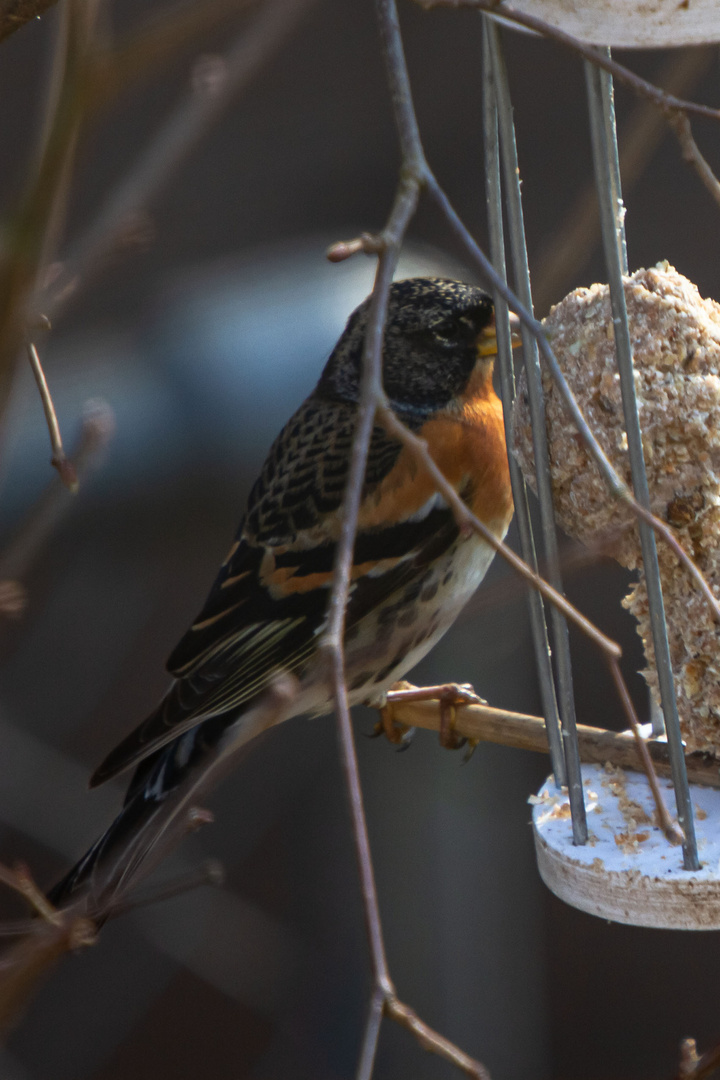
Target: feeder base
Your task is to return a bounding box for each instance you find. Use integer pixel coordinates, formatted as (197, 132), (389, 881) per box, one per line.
(532, 763), (720, 930)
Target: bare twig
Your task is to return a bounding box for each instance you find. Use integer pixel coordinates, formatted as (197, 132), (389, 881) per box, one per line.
(385, 995), (491, 1080)
(327, 233), (385, 262)
(43, 0), (317, 324)
(0, 863), (59, 924)
(607, 661), (682, 843)
(92, 0), (259, 107)
(668, 110), (720, 212)
(424, 173), (720, 627)
(418, 0), (720, 123)
(420, 0), (720, 245)
(677, 1036), (720, 1080)
(0, 400), (114, 585)
(0, 677), (297, 1039)
(322, 186), (423, 1080)
(103, 859), (225, 919)
(0, 0), (99, 426)
(320, 1), (494, 1073)
(378, 406), (620, 657)
(26, 340), (77, 491)
(0, 0), (59, 43)
(378, 690), (720, 789)
(533, 47), (715, 314)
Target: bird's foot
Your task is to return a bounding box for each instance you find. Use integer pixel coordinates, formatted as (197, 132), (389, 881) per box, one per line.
(383, 681), (485, 752)
(371, 680), (416, 749)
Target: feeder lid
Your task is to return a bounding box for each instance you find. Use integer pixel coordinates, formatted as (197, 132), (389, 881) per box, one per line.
(532, 763), (720, 930)
(509, 1), (720, 48)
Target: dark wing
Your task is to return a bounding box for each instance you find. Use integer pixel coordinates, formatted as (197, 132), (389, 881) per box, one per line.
(90, 396), (459, 787)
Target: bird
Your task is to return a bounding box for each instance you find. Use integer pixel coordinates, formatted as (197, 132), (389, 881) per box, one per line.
(49, 276), (514, 911)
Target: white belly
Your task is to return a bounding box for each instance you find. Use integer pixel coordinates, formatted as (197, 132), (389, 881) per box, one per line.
(339, 531), (502, 707)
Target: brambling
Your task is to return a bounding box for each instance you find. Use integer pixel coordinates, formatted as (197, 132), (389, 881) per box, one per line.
(50, 276), (513, 906)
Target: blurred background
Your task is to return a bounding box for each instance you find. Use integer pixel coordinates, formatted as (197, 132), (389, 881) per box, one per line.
(0, 1), (720, 1077)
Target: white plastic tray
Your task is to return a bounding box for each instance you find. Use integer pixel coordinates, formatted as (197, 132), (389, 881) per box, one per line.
(532, 763), (720, 929)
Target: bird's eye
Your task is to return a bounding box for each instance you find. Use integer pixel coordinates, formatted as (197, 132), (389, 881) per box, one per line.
(432, 319), (468, 347)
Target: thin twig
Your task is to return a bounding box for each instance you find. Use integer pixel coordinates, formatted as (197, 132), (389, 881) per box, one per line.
(386, 994), (491, 1079)
(607, 662), (682, 843)
(0, 400), (114, 584)
(677, 1037), (720, 1080)
(26, 340), (77, 491)
(357, 988), (386, 1080)
(668, 110), (720, 212)
(0, 0), (59, 42)
(42, 0), (317, 324)
(533, 47), (715, 314)
(0, 864), (60, 925)
(322, 180), (420, 1076)
(378, 406), (620, 657)
(423, 172), (720, 627)
(321, 3), (496, 1074)
(417, 0), (720, 124)
(104, 859), (225, 919)
(0, 0), (99, 428)
(420, 0), (720, 256)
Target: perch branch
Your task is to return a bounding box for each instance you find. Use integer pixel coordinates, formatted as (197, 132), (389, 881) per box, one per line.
(378, 691), (720, 790)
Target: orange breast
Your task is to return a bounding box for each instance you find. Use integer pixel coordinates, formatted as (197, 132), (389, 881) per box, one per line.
(357, 378), (513, 535)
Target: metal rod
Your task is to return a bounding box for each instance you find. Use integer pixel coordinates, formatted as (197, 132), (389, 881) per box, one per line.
(486, 20), (587, 843)
(482, 19), (566, 788)
(585, 55), (699, 870)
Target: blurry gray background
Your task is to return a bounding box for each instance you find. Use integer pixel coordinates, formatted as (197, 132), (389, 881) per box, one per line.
(0, 2), (720, 1077)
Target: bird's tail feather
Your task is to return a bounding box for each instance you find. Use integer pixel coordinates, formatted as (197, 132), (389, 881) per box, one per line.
(47, 685), (295, 914)
(48, 717), (226, 911)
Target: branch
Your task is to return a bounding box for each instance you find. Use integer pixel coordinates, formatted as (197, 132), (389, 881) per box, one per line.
(419, 0), (720, 235)
(418, 0), (720, 123)
(339, 0), (693, 908)
(532, 47), (715, 314)
(321, 183), (426, 1079)
(378, 406), (619, 657)
(320, 4), (493, 1074)
(0, 0), (58, 43)
(26, 339), (77, 491)
(378, 690), (720, 789)
(0, 0), (100, 427)
(677, 1037), (720, 1080)
(42, 0), (316, 324)
(0, 676), (297, 1037)
(385, 995), (490, 1080)
(0, 400), (114, 588)
(668, 111), (720, 212)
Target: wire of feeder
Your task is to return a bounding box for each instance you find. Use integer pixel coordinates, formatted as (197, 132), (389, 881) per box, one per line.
(481, 21), (566, 788)
(585, 56), (699, 870)
(486, 18), (587, 844)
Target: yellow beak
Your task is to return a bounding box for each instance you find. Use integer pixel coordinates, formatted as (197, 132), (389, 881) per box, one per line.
(476, 312), (523, 356)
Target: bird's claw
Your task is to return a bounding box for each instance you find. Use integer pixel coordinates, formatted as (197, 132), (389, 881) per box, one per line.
(372, 681), (484, 755)
(432, 683), (484, 751)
